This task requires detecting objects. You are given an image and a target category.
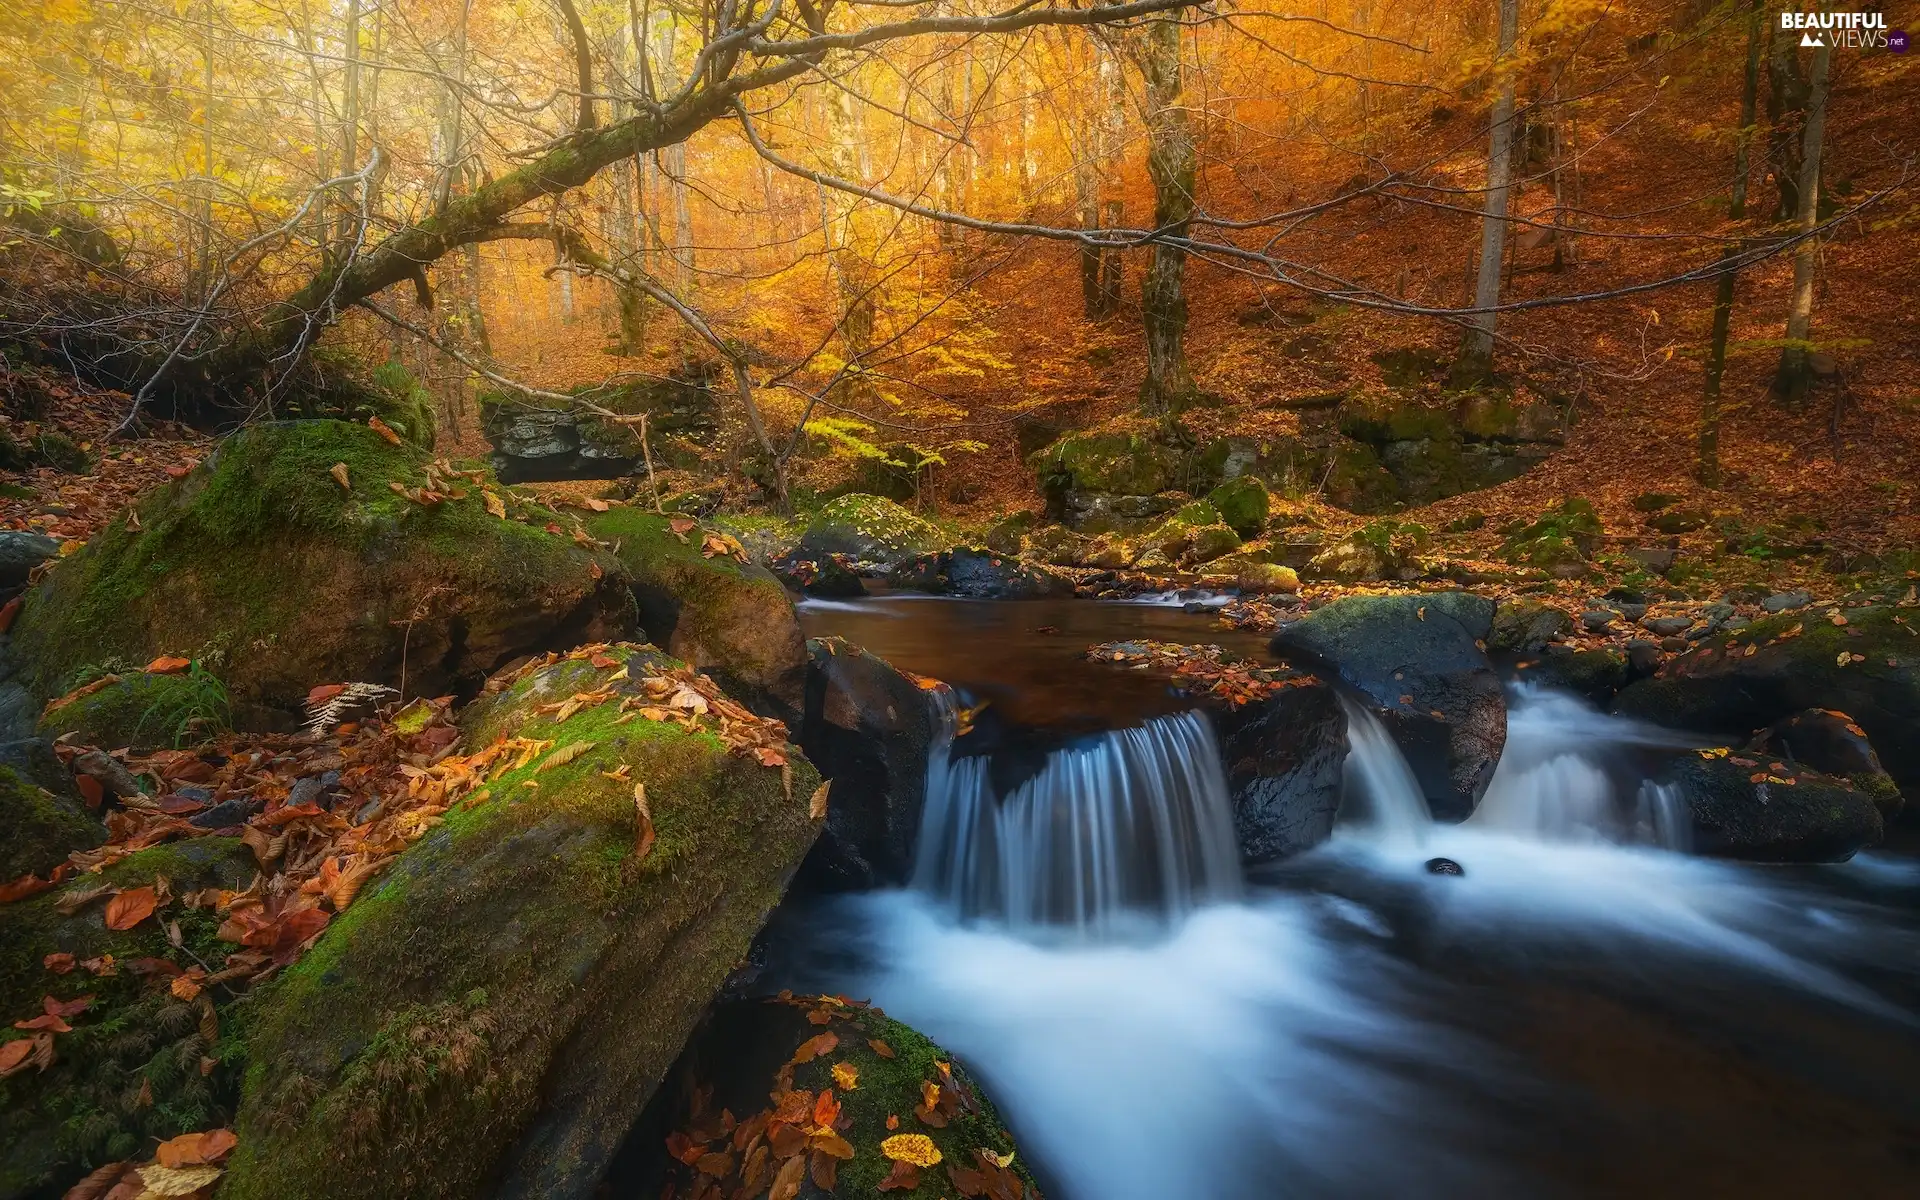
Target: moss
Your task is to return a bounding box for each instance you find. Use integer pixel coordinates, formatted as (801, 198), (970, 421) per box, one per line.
(369, 359), (438, 449)
(1501, 498), (1601, 566)
(32, 431), (92, 475)
(223, 653), (821, 1200)
(1319, 438), (1399, 514)
(0, 765), (103, 881)
(39, 665), (231, 750)
(1206, 476), (1270, 537)
(1032, 431), (1177, 495)
(801, 494), (943, 564)
(1339, 393), (1456, 444)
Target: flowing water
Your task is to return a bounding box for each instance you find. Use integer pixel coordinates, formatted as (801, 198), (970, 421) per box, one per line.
(766, 598), (1920, 1199)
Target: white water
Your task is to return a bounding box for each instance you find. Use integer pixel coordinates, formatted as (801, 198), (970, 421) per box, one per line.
(913, 702), (1243, 931)
(777, 684), (1920, 1200)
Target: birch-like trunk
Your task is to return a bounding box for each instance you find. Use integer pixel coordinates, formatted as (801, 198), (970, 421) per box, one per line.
(1457, 0), (1519, 378)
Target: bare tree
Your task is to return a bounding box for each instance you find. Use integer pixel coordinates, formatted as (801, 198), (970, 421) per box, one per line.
(1128, 8), (1199, 413)
(1457, 0), (1520, 381)
(1773, 29), (1832, 407)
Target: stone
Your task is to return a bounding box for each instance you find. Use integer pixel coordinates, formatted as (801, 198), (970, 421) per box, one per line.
(983, 511), (1038, 555)
(770, 550), (865, 599)
(1581, 610), (1615, 633)
(1209, 674), (1349, 861)
(37, 669), (232, 751)
(1206, 475), (1271, 537)
(68, 749), (141, 799)
(188, 795), (257, 829)
(1646, 508), (1709, 534)
(1625, 638), (1663, 677)
(1032, 430), (1181, 496)
(795, 638), (943, 890)
(887, 547), (1075, 600)
(1517, 648), (1631, 706)
(1660, 636), (1690, 652)
(0, 530), (59, 591)
(797, 493), (943, 568)
(1425, 856), (1466, 875)
(1761, 590), (1813, 613)
(7, 421), (633, 724)
(1235, 562), (1301, 595)
(225, 647), (821, 1200)
(1271, 592), (1504, 821)
(0, 738), (102, 881)
(1488, 600), (1573, 655)
(1631, 492), (1683, 512)
(1188, 523), (1243, 564)
(1657, 753), (1882, 863)
(1744, 708), (1903, 820)
(481, 366), (719, 483)
(1624, 546), (1679, 574)
(1642, 615), (1693, 637)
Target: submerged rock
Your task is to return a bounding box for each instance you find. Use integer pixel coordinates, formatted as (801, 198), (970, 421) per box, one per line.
(7, 421), (631, 722)
(797, 638), (943, 889)
(224, 647), (823, 1200)
(1272, 592), (1504, 821)
(630, 996), (1041, 1199)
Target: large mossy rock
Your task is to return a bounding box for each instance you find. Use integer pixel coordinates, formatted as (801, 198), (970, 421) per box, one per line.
(0, 739), (102, 882)
(635, 996), (1041, 1200)
(1272, 592), (1504, 822)
(1613, 606), (1920, 805)
(35, 667), (230, 751)
(1302, 520), (1427, 583)
(585, 509), (808, 719)
(1657, 752), (1883, 862)
(800, 495), (943, 569)
(8, 421), (632, 721)
(1205, 476), (1270, 538)
(0, 838), (259, 1199)
(797, 638), (942, 890)
(1033, 430), (1179, 496)
(223, 646), (823, 1200)
(481, 365), (719, 483)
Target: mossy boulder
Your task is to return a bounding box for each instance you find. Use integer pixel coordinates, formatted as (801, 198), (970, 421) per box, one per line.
(1614, 606), (1920, 807)
(223, 647), (823, 1200)
(0, 838), (258, 1197)
(1233, 562), (1301, 594)
(800, 495), (943, 568)
(637, 996), (1040, 1200)
(8, 422), (633, 722)
(1516, 647), (1630, 706)
(1746, 708), (1904, 821)
(982, 512), (1037, 556)
(0, 741), (102, 882)
(1188, 523), (1243, 564)
(1317, 439), (1399, 514)
(585, 509), (807, 719)
(1657, 753), (1883, 863)
(1032, 431), (1178, 496)
(1303, 520), (1428, 583)
(1501, 499), (1601, 571)
(1206, 476), (1271, 537)
(1023, 526), (1090, 568)
(1487, 600), (1574, 656)
(36, 666), (230, 751)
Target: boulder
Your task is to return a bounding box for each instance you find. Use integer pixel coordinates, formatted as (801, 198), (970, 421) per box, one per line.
(0, 738), (102, 882)
(1302, 521), (1428, 583)
(799, 494), (943, 568)
(223, 647), (823, 1200)
(1487, 600), (1573, 655)
(1272, 592), (1504, 821)
(1657, 752), (1883, 863)
(983, 511), (1038, 555)
(1745, 708), (1903, 820)
(1033, 430), (1180, 496)
(889, 547), (1075, 600)
(1188, 523), (1243, 564)
(7, 421), (632, 722)
(0, 531), (58, 593)
(771, 550), (867, 599)
(1206, 475), (1271, 537)
(586, 509), (808, 719)
(796, 638), (942, 890)
(1515, 646), (1630, 706)
(481, 366), (719, 483)
(36, 665), (231, 751)
(1209, 675), (1349, 861)
(633, 996), (1040, 1200)
(1613, 606), (1920, 806)
(1234, 562), (1301, 595)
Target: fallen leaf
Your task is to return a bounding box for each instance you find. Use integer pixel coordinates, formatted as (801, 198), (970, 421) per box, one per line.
(367, 415), (403, 445)
(74, 774), (104, 808)
(132, 1162), (223, 1197)
(171, 975), (202, 1001)
(881, 1133), (942, 1167)
(831, 1061), (858, 1090)
(694, 1152), (732, 1177)
(43, 994), (92, 1019)
(877, 1159), (921, 1192)
(56, 1160), (140, 1200)
(869, 1038), (895, 1059)
(812, 1088), (840, 1129)
(768, 1154), (806, 1200)
(154, 1128), (237, 1168)
(0, 1032), (52, 1076)
(43, 952), (75, 974)
(12, 1014), (70, 1033)
(537, 741), (594, 772)
(789, 1031), (839, 1065)
(756, 746), (787, 768)
(104, 886), (158, 931)
(633, 783), (655, 863)
(144, 656), (192, 675)
(329, 462), (351, 492)
(0, 872), (59, 903)
(807, 781), (831, 821)
(809, 1149), (839, 1191)
(483, 490), (508, 519)
(0, 597), (20, 635)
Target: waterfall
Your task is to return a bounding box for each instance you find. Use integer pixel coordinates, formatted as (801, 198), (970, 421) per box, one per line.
(912, 694), (1243, 932)
(1336, 697), (1433, 846)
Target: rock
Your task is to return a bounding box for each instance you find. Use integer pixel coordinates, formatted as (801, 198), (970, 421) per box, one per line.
(983, 511), (1038, 555)
(1624, 546), (1679, 575)
(1614, 602), (1649, 622)
(1271, 592), (1504, 821)
(37, 667), (231, 751)
(1206, 476), (1271, 537)
(635, 997), (1039, 1200)
(1032, 430), (1180, 496)
(796, 638), (942, 889)
(1660, 636), (1690, 652)
(1642, 615), (1693, 637)
(1425, 856), (1466, 875)
(1303, 520), (1428, 583)
(798, 494), (943, 568)
(1745, 708), (1904, 820)
(0, 530), (59, 591)
(7, 421), (632, 723)
(1023, 525), (1091, 567)
(1517, 647), (1631, 706)
(1657, 753), (1882, 863)
(225, 647), (822, 1200)
(1188, 523), (1243, 564)
(1631, 492), (1682, 512)
(481, 366), (719, 483)
(1580, 610), (1615, 633)
(1488, 600), (1573, 655)
(770, 550), (866, 599)
(1761, 589), (1813, 613)
(1647, 508), (1709, 534)
(1209, 674), (1348, 861)
(1624, 639), (1663, 677)
(0, 739), (102, 880)
(1235, 562), (1301, 595)
(888, 547), (1075, 600)
(67, 748), (141, 799)
(0, 681), (36, 741)
(1500, 498), (1600, 567)
(1083, 533), (1138, 570)
(586, 509), (808, 720)
(188, 795), (257, 829)
(1613, 606), (1920, 806)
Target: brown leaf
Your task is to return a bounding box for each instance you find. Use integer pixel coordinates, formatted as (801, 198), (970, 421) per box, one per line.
(154, 1128), (237, 1168)
(144, 656), (192, 675)
(768, 1154), (806, 1200)
(104, 886), (158, 931)
(869, 1037), (895, 1059)
(367, 415), (403, 445)
(633, 783), (655, 863)
(0, 597), (21, 635)
(808, 781), (831, 821)
(43, 952), (75, 974)
(0, 1032), (53, 1077)
(809, 1148), (839, 1191)
(43, 994), (92, 1019)
(877, 1159), (921, 1192)
(329, 462), (351, 492)
(693, 1151), (732, 1177)
(58, 1160), (140, 1200)
(13, 1014), (70, 1033)
(789, 1031), (838, 1065)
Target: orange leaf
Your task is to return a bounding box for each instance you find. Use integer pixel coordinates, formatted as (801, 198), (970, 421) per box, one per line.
(306, 683), (347, 707)
(756, 746), (787, 768)
(0, 597), (20, 635)
(13, 1014), (70, 1033)
(103, 887), (158, 931)
(43, 994), (91, 1019)
(0, 872), (58, 903)
(789, 1031), (838, 1065)
(876, 1159), (920, 1192)
(144, 656), (192, 675)
(812, 1088), (839, 1129)
(154, 1128), (238, 1168)
(869, 1038), (895, 1059)
(74, 774), (104, 809)
(367, 415), (403, 445)
(43, 952), (75, 974)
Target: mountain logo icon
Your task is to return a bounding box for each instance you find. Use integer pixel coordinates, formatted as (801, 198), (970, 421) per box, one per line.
(1799, 31), (1823, 46)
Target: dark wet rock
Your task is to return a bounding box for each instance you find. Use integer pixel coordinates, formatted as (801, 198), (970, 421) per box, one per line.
(1761, 590), (1813, 613)
(1488, 600), (1573, 655)
(1658, 752), (1882, 863)
(795, 637), (942, 890)
(1614, 602), (1649, 623)
(188, 795), (258, 829)
(1625, 639), (1664, 677)
(1614, 606), (1920, 807)
(0, 530), (59, 591)
(68, 748), (140, 799)
(1271, 592), (1504, 821)
(1745, 708), (1904, 821)
(0, 681), (36, 741)
(481, 365), (719, 483)
(771, 550), (866, 598)
(1660, 636), (1690, 652)
(888, 546), (1075, 600)
(1517, 647), (1631, 706)
(1425, 856), (1465, 876)
(0, 738), (102, 880)
(1209, 674), (1349, 862)
(1642, 615), (1694, 637)
(798, 493), (943, 568)
(1581, 610), (1615, 633)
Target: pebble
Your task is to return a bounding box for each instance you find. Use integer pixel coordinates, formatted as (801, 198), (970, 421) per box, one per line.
(70, 749), (140, 798)
(1642, 616), (1693, 637)
(1761, 590), (1812, 613)
(1625, 639), (1663, 674)
(189, 796), (256, 829)
(287, 775), (328, 809)
(1615, 603), (1649, 622)
(1425, 857), (1466, 876)
(1660, 636), (1690, 652)
(1580, 610), (1615, 632)
(354, 799), (384, 825)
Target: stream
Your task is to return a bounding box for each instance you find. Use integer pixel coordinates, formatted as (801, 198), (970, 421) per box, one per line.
(770, 595), (1920, 1199)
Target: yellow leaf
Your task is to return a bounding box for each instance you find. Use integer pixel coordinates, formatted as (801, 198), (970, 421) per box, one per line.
(809, 781), (831, 821)
(831, 1061), (858, 1090)
(483, 490), (507, 520)
(329, 462), (350, 491)
(134, 1162), (224, 1197)
(537, 741), (594, 772)
(881, 1133), (942, 1167)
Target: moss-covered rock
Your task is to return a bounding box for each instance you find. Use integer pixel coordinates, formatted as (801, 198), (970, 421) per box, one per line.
(1206, 476), (1270, 537)
(888, 548), (1074, 600)
(1658, 752), (1883, 863)
(8, 421), (632, 721)
(800, 495), (944, 568)
(1487, 601), (1574, 656)
(36, 666), (231, 751)
(638, 997), (1040, 1200)
(982, 512), (1038, 556)
(1501, 499), (1601, 570)
(1023, 526), (1090, 568)
(0, 746), (102, 882)
(1516, 647), (1630, 706)
(585, 509), (807, 719)
(1745, 708), (1904, 821)
(0, 838), (258, 1197)
(1032, 431), (1179, 496)
(1233, 562), (1301, 594)
(223, 647), (822, 1200)
(1303, 520), (1428, 583)
(1318, 438), (1399, 514)
(1188, 523), (1243, 564)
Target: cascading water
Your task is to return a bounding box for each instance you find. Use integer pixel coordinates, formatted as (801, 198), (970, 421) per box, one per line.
(911, 691), (1242, 931)
(1335, 696), (1433, 847)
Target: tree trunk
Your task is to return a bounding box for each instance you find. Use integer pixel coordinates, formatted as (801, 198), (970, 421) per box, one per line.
(1699, 0), (1766, 488)
(1773, 34), (1831, 407)
(1765, 18), (1813, 223)
(1134, 12), (1197, 414)
(1457, 0), (1519, 380)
